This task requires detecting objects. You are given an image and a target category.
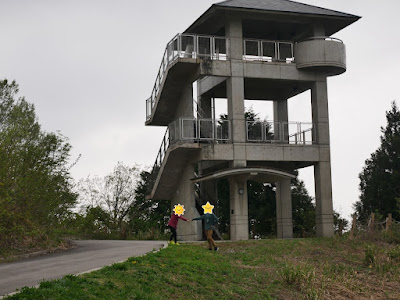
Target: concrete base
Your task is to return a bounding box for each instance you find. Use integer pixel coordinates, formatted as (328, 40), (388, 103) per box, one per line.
(276, 178), (293, 239)
(230, 215), (249, 241)
(314, 161), (334, 237)
(229, 176), (249, 241)
(172, 164), (202, 241)
(316, 214), (334, 237)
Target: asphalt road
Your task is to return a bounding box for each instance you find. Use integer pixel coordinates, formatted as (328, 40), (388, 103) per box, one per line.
(0, 240), (167, 297)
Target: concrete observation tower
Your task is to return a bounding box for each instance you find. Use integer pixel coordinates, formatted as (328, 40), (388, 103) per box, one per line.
(144, 0), (360, 241)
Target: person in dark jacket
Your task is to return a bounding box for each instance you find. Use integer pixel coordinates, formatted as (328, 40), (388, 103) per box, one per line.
(167, 213), (189, 245)
(192, 212), (219, 251)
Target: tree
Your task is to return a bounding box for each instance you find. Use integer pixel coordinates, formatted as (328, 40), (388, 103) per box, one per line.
(0, 79), (77, 249)
(247, 180), (277, 237)
(77, 164), (171, 239)
(291, 175), (316, 236)
(355, 101), (400, 223)
(77, 162), (142, 236)
(129, 170), (170, 236)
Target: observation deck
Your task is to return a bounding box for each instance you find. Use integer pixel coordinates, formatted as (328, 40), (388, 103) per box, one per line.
(295, 37), (346, 75)
(145, 33), (346, 126)
(147, 118), (322, 200)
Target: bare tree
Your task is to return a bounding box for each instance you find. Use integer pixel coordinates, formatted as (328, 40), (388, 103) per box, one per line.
(77, 162), (142, 233)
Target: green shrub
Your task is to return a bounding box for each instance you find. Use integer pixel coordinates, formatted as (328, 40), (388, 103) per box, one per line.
(388, 245), (400, 261)
(364, 244), (376, 265)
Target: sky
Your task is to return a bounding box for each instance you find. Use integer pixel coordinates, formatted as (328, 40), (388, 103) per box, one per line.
(1, 0), (399, 222)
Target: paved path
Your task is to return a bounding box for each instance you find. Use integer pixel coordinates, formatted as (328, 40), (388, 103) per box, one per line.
(0, 240), (167, 297)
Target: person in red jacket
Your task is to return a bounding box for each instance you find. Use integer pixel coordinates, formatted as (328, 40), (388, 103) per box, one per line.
(167, 213), (189, 244)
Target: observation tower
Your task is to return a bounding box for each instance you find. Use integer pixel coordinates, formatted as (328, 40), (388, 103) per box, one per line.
(144, 0), (360, 240)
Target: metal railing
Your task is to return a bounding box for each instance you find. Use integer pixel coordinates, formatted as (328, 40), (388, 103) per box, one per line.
(299, 36), (343, 43)
(152, 118), (231, 172)
(246, 121), (315, 144)
(287, 122), (315, 145)
(168, 118), (231, 143)
(243, 39), (294, 63)
(146, 34), (229, 121)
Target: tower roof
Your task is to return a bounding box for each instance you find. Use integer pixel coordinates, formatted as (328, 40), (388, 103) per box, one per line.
(184, 0), (360, 38)
(214, 0), (358, 18)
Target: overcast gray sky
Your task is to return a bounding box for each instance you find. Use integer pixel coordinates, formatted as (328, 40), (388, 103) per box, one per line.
(1, 0), (399, 221)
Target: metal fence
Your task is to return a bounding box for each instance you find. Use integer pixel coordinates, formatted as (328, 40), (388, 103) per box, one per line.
(246, 121), (315, 144)
(146, 36), (298, 120)
(146, 34), (228, 121)
(243, 39), (294, 63)
(152, 118), (231, 170)
(168, 118), (231, 143)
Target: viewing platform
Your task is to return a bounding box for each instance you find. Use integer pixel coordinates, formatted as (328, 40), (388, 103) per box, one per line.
(145, 33), (346, 126)
(147, 118), (320, 200)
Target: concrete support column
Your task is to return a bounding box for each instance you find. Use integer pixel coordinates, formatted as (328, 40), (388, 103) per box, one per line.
(311, 80), (330, 145)
(226, 14), (243, 60)
(311, 80), (334, 237)
(229, 176), (249, 241)
(198, 95), (212, 119)
(227, 77), (246, 144)
(172, 163), (202, 241)
(314, 162), (334, 237)
(226, 15), (246, 167)
(276, 178), (293, 238)
(273, 99), (288, 142)
(174, 84), (194, 120)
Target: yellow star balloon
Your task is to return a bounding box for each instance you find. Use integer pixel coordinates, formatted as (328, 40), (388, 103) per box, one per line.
(202, 201), (214, 214)
(173, 204), (185, 216)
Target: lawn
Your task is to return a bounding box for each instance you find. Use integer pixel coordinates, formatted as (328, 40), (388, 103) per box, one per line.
(4, 236), (400, 299)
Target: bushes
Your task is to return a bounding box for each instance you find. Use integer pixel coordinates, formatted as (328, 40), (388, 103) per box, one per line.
(0, 79), (77, 255)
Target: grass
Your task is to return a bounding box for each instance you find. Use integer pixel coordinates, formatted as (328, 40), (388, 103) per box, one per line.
(4, 236), (400, 300)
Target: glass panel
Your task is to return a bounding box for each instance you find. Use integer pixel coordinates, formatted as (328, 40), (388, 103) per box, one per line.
(244, 40), (259, 56)
(214, 37), (227, 60)
(216, 120), (230, 140)
(262, 41), (276, 61)
(264, 121), (276, 142)
(198, 36), (211, 56)
(181, 119), (197, 139)
(167, 41), (175, 62)
(181, 35), (195, 58)
(278, 43), (293, 61)
(247, 121), (263, 141)
(199, 119), (214, 139)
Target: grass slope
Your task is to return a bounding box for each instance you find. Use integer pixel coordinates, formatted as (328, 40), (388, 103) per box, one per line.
(5, 237), (400, 300)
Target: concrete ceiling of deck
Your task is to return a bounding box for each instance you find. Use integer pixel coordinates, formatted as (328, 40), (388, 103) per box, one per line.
(146, 60), (199, 126)
(150, 144), (201, 200)
(201, 77), (312, 100)
(185, 6), (360, 40)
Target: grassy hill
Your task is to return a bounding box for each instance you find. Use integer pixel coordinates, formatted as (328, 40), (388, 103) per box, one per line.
(4, 236), (400, 300)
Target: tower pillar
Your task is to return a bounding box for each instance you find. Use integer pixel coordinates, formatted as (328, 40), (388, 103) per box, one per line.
(229, 176), (249, 241)
(172, 163), (202, 241)
(276, 178), (293, 238)
(273, 99), (289, 142)
(312, 80), (334, 237)
(226, 15), (246, 167)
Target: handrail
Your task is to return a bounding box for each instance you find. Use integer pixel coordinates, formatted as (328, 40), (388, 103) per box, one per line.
(146, 34), (343, 121)
(150, 117), (231, 178)
(246, 120), (315, 144)
(243, 39), (294, 62)
(146, 33), (229, 121)
(149, 119), (316, 193)
(298, 36), (343, 43)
